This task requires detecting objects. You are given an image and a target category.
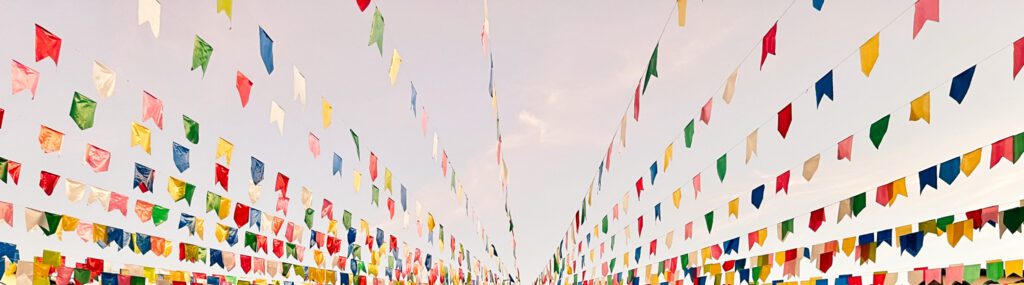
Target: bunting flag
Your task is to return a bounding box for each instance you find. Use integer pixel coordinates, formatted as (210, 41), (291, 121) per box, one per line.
(250, 157), (265, 185)
(350, 129), (361, 160)
(216, 138), (233, 165)
(12, 60), (40, 97)
(368, 7), (385, 55)
(191, 35), (213, 75)
(183, 115), (199, 144)
(322, 98), (332, 128)
(838, 135), (853, 161)
(168, 177), (196, 204)
(684, 119), (695, 148)
(860, 33), (880, 76)
(633, 80), (641, 121)
(259, 26), (275, 74)
(909, 92), (931, 123)
(172, 142), (189, 172)
(777, 171), (790, 194)
(270, 101), (285, 134)
(700, 98), (712, 124)
(642, 44), (659, 94)
(990, 136), (1014, 168)
(919, 165), (938, 193)
(634, 178), (644, 199)
(237, 71), (253, 107)
(913, 0), (940, 39)
(664, 143), (673, 171)
(949, 65), (976, 104)
(815, 71), (834, 107)
(39, 171), (60, 196)
(389, 49), (402, 85)
(215, 164), (229, 190)
(813, 0), (825, 10)
(962, 148), (981, 176)
(216, 0), (233, 20)
(745, 130), (758, 163)
(35, 24), (62, 64)
(692, 173), (701, 198)
(723, 69), (738, 103)
(84, 144), (111, 173)
(760, 23), (777, 69)
(39, 125), (64, 153)
(704, 212), (714, 233)
(1015, 37), (1024, 79)
(716, 154), (727, 182)
(333, 154), (343, 177)
(803, 154), (820, 181)
(751, 185), (765, 209)
(293, 67), (307, 104)
(131, 122), (152, 154)
(869, 115), (890, 149)
(70, 92), (97, 130)
(142, 92), (164, 129)
(728, 198), (739, 218)
(778, 104), (792, 138)
(137, 0), (160, 37)
(92, 61), (116, 98)
(134, 163), (155, 193)
(308, 133), (321, 158)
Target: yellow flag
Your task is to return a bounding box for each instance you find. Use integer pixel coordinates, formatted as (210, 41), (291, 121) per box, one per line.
(93, 224), (108, 244)
(728, 198), (739, 218)
(909, 92), (930, 123)
(757, 228), (768, 245)
(61, 216), (79, 232)
(889, 177), (907, 206)
(389, 49), (402, 86)
(216, 0), (233, 19)
(328, 220), (338, 236)
(216, 138), (233, 165)
(360, 219), (370, 235)
(672, 188), (682, 209)
(427, 214), (436, 231)
(216, 224), (229, 242)
(218, 197), (232, 220)
(130, 122), (152, 154)
(860, 33), (880, 76)
(168, 177), (187, 201)
(962, 148), (981, 176)
(353, 171), (362, 192)
(841, 237), (856, 256)
(664, 143), (674, 171)
(385, 169), (393, 192)
(677, 0), (687, 27)
(321, 97), (332, 128)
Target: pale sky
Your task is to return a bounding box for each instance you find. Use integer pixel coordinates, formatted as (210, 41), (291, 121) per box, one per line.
(2, 0), (1024, 283)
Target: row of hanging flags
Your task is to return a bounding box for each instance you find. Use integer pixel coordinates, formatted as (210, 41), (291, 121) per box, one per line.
(539, 0), (1023, 283)
(4, 0), (522, 283)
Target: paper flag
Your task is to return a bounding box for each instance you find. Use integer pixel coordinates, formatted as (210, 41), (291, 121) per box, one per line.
(869, 115), (890, 149)
(293, 67), (308, 104)
(217, 0), (233, 19)
(990, 136), (1014, 168)
(751, 185), (765, 209)
(35, 24), (62, 64)
(268, 101), (286, 134)
(236, 71), (253, 107)
(716, 154), (727, 182)
(84, 144), (111, 173)
(131, 122), (152, 154)
(168, 177), (196, 204)
(183, 115), (199, 144)
(813, 0), (825, 10)
(760, 23), (777, 69)
(677, 0), (687, 26)
(704, 211), (714, 232)
(138, 0), (160, 37)
(913, 0), (939, 39)
(38, 125), (64, 153)
(919, 165), (938, 193)
(815, 71), (834, 107)
(216, 137), (233, 165)
(70, 92), (97, 130)
(39, 171), (60, 196)
(803, 154), (820, 181)
(643, 44), (659, 94)
(684, 119), (695, 148)
(692, 173), (701, 198)
(215, 163), (229, 190)
(134, 163), (154, 192)
(353, 170), (361, 192)
(949, 65), (975, 104)
(389, 49), (402, 85)
(192, 35), (213, 75)
(634, 177), (644, 199)
(351, 129), (361, 160)
(275, 173), (289, 196)
(745, 130), (758, 163)
(357, 0), (371, 11)
(259, 26), (274, 74)
(369, 7), (385, 55)
(962, 148), (981, 176)
(940, 157), (960, 184)
(1015, 37), (1024, 79)
(838, 135), (853, 161)
(142, 91), (164, 129)
(723, 68), (738, 103)
(700, 98), (713, 124)
(332, 153), (343, 177)
(778, 103), (792, 138)
(728, 198), (739, 218)
(620, 115), (627, 147)
(634, 80), (641, 121)
(909, 92), (930, 123)
(321, 98), (332, 128)
(309, 133), (321, 158)
(11, 60), (40, 97)
(860, 33), (880, 76)
(92, 61), (116, 98)
(66, 179), (85, 202)
(248, 157), (264, 186)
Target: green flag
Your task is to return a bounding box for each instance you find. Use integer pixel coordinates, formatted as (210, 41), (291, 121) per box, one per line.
(183, 183), (196, 205)
(368, 7), (385, 55)
(963, 264), (981, 283)
(684, 119), (695, 148)
(183, 115), (200, 144)
(343, 210), (352, 229)
(350, 129), (361, 160)
(1013, 132), (1024, 162)
(192, 35), (214, 74)
(41, 212), (62, 236)
(245, 232), (257, 251)
(987, 260), (1005, 280)
(643, 44), (659, 94)
(851, 193), (866, 216)
(602, 216), (608, 233)
(716, 153), (727, 182)
(371, 185), (380, 206)
(0, 158), (8, 183)
(305, 208), (315, 228)
(869, 115), (890, 149)
(206, 192), (221, 213)
(152, 205), (169, 226)
(74, 268), (92, 284)
(704, 211), (714, 232)
(780, 218), (794, 240)
(936, 215), (955, 232)
(1004, 207), (1024, 233)
(70, 92), (97, 130)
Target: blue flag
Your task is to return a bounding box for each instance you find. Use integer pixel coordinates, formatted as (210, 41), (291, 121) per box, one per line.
(898, 231), (925, 256)
(410, 83), (418, 116)
(173, 142), (190, 172)
(751, 184), (765, 209)
(949, 65), (976, 104)
(815, 70), (834, 107)
(876, 229), (892, 246)
(251, 156), (265, 185)
(259, 26), (274, 74)
(210, 248), (224, 268)
(649, 162), (658, 184)
(723, 237), (739, 254)
(654, 203), (661, 220)
(939, 157), (961, 185)
(813, 0), (825, 10)
(918, 165), (938, 193)
(134, 163), (155, 193)
(333, 153), (343, 176)
(400, 185), (408, 211)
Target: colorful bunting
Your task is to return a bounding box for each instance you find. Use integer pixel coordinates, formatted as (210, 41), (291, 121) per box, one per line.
(838, 135), (853, 161)
(142, 92), (164, 129)
(700, 98), (712, 124)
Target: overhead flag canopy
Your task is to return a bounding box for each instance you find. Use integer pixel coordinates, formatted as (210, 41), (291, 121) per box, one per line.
(69, 92), (97, 130)
(259, 26), (274, 74)
(191, 35), (214, 75)
(35, 24), (62, 64)
(369, 7), (385, 55)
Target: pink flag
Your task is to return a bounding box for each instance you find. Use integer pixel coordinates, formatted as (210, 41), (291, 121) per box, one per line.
(776, 170), (790, 193)
(276, 196), (289, 215)
(913, 0), (939, 39)
(308, 133), (321, 158)
(761, 23), (777, 69)
(692, 173), (701, 198)
(684, 222), (693, 239)
(1014, 37), (1024, 79)
(700, 98), (712, 124)
(837, 135), (853, 161)
(612, 204), (619, 220)
(633, 80), (641, 121)
(11, 60), (40, 97)
(84, 144), (111, 173)
(109, 192), (129, 216)
(237, 71), (253, 107)
(0, 201), (13, 226)
(441, 151), (448, 176)
(322, 199), (334, 219)
(142, 91), (164, 129)
(990, 136), (1014, 168)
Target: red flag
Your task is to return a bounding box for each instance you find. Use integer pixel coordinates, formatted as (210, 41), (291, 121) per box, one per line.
(369, 152), (378, 181)
(273, 239), (284, 257)
(35, 24), (62, 64)
(778, 103), (792, 138)
(234, 203), (250, 228)
(7, 161), (21, 185)
(236, 71), (253, 107)
(275, 173), (289, 196)
(990, 136), (1014, 168)
(837, 135), (853, 161)
(649, 240), (657, 255)
(1014, 37), (1024, 79)
(818, 252), (834, 273)
(637, 216), (644, 236)
(875, 183), (892, 206)
(809, 207), (825, 232)
(241, 254), (252, 273)
(760, 23), (777, 69)
(39, 170), (60, 196)
(913, 0), (940, 39)
(356, 0), (371, 11)
(0, 108), (4, 129)
(700, 98), (712, 124)
(776, 170), (790, 193)
(633, 80), (641, 121)
(215, 163), (229, 190)
(387, 198), (395, 219)
(322, 199), (334, 219)
(747, 230), (759, 249)
(634, 177), (644, 199)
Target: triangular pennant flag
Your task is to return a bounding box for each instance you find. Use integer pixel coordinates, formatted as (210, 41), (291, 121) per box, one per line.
(643, 44), (659, 94)
(760, 23), (777, 69)
(11, 60), (40, 98)
(913, 0), (940, 39)
(259, 26), (275, 74)
(860, 33), (880, 76)
(704, 212), (714, 233)
(909, 92), (930, 123)
(869, 115), (890, 149)
(191, 35), (214, 75)
(138, 0), (160, 38)
(815, 71), (834, 107)
(35, 24), (62, 64)
(949, 65), (976, 104)
(368, 7), (385, 55)
(236, 71), (253, 107)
